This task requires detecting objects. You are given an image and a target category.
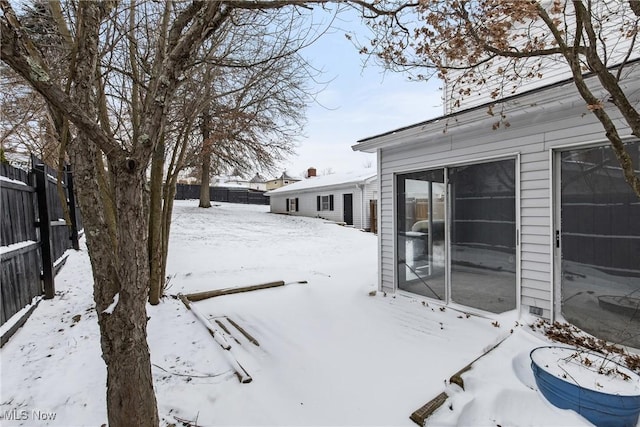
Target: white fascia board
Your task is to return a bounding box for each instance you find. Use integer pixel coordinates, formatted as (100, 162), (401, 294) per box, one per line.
(363, 176), (378, 185)
(268, 176), (377, 196)
(352, 82), (575, 153)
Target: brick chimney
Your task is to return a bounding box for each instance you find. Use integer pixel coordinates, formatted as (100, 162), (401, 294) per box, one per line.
(307, 167), (317, 178)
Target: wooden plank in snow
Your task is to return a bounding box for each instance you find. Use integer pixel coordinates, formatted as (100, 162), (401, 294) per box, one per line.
(184, 280), (286, 302)
(409, 392), (448, 426)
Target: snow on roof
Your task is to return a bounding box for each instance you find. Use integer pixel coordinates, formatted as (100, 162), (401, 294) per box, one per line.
(277, 171), (301, 181)
(267, 169), (376, 195)
(249, 173), (266, 183)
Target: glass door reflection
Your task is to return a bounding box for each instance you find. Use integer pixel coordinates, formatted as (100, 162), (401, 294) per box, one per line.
(448, 159), (517, 313)
(397, 170), (446, 300)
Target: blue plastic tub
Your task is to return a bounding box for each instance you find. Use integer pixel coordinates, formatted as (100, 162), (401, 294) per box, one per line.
(530, 346), (640, 427)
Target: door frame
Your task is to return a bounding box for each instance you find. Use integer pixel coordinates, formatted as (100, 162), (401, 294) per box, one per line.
(392, 152), (521, 314)
(551, 149), (562, 323)
(550, 140), (617, 322)
(343, 193), (353, 226)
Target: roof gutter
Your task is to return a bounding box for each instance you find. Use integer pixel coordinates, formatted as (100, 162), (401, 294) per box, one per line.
(352, 59), (640, 153)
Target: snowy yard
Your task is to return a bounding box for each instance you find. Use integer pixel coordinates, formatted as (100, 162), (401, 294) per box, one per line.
(0, 201), (601, 426)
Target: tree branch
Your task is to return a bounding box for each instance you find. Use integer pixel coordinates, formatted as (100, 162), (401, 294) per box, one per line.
(0, 17), (123, 162)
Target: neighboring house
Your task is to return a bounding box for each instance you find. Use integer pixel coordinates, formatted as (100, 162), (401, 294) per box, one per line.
(248, 173), (267, 191)
(212, 175), (250, 188)
(266, 172), (301, 191)
(352, 62), (640, 348)
(267, 169), (378, 231)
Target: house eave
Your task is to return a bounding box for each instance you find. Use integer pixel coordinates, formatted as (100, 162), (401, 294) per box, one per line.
(352, 59), (640, 153)
(266, 175), (377, 196)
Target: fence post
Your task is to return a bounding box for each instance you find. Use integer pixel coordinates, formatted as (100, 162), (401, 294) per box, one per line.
(65, 164), (80, 250)
(34, 163), (55, 299)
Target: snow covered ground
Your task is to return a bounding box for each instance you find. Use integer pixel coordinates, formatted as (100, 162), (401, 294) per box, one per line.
(0, 201), (629, 426)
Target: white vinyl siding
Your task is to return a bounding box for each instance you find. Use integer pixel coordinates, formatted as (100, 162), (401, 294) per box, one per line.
(444, 1), (638, 113)
(368, 64), (639, 318)
(268, 180), (377, 230)
(360, 179), (377, 231)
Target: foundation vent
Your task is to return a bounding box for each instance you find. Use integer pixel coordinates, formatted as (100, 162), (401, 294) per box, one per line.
(529, 306), (543, 316)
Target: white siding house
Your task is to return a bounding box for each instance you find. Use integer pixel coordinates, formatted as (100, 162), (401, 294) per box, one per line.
(352, 63), (640, 348)
(267, 170), (377, 231)
(443, 1), (639, 114)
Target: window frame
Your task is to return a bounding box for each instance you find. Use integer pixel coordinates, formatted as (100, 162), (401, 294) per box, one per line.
(317, 194), (334, 211)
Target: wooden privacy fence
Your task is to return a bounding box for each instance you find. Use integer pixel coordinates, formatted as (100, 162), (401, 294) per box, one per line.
(175, 184), (269, 205)
(0, 156), (82, 326)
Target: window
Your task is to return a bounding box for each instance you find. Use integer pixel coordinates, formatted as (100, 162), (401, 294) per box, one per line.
(317, 195), (334, 211)
(321, 196), (330, 210)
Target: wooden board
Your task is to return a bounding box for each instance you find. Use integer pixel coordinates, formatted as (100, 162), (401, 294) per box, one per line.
(184, 280), (286, 302)
(410, 392), (448, 426)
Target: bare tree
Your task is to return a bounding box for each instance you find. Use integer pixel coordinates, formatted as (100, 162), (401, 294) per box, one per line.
(0, 67), (50, 163)
(148, 6), (315, 299)
(1, 2), (238, 425)
(0, 2), (72, 165)
(193, 8), (314, 208)
(1, 1), (413, 425)
(357, 0), (640, 197)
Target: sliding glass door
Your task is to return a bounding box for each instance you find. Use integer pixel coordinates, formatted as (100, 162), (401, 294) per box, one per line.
(397, 170), (446, 300)
(557, 142), (640, 348)
(396, 158), (517, 314)
(449, 160), (517, 313)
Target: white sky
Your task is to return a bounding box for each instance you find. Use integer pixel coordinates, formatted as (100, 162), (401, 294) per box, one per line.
(277, 8), (444, 178)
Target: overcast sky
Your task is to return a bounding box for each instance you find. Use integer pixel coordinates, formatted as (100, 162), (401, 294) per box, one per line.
(276, 8), (444, 179)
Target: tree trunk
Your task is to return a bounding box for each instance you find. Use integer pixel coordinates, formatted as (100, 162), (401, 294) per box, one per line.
(148, 136), (165, 304)
(101, 162), (158, 427)
(199, 155), (211, 208)
(57, 2), (158, 423)
(160, 173), (178, 288)
(68, 134), (159, 427)
(199, 111), (212, 208)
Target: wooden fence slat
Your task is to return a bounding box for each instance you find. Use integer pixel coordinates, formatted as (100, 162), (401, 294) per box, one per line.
(0, 242), (40, 260)
(0, 180), (34, 192)
(0, 163), (42, 326)
(34, 163), (55, 300)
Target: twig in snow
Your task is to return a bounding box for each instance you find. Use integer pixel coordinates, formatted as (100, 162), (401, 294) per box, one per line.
(173, 413), (200, 427)
(152, 363), (231, 379)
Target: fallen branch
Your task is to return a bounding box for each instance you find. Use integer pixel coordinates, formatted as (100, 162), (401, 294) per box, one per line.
(152, 363), (230, 379)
